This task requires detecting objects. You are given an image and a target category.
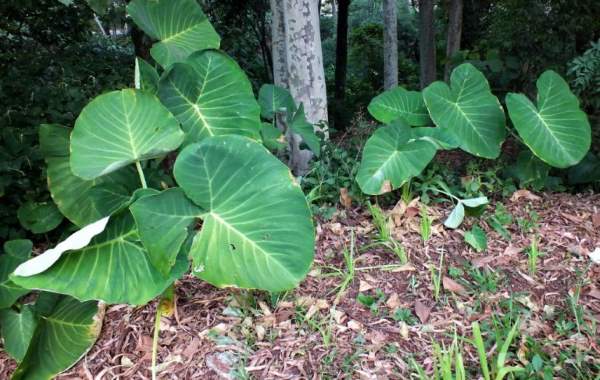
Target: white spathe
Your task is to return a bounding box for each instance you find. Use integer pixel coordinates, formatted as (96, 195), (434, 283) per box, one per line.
(14, 217), (110, 277)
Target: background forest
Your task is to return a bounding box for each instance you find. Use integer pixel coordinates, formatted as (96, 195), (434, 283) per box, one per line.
(1, 0), (600, 379)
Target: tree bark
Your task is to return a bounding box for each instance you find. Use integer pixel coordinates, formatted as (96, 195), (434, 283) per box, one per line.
(444, 0), (463, 81)
(333, 0), (350, 129)
(383, 0), (398, 90)
(419, 0), (436, 89)
(270, 0), (329, 175)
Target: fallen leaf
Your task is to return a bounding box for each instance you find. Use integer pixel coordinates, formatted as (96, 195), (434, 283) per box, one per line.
(399, 321), (409, 339)
(405, 207), (419, 219)
(380, 180), (392, 193)
(592, 213), (600, 228)
(415, 301), (431, 324)
(339, 187), (352, 209)
(348, 320), (363, 332)
(386, 293), (401, 309)
(510, 189), (541, 202)
(442, 276), (468, 295)
(255, 325), (266, 341)
(359, 280), (374, 292)
(561, 212), (582, 223)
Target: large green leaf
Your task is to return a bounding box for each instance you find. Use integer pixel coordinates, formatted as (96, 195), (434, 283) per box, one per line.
(0, 305), (37, 362)
(568, 152), (600, 184)
(40, 124), (139, 227)
(71, 89), (184, 180)
(174, 135), (314, 292)
(11, 297), (101, 380)
(260, 123), (286, 151)
(0, 240), (32, 309)
(17, 201), (63, 234)
(368, 87), (431, 126)
(127, 0), (220, 68)
(11, 213), (187, 305)
(506, 70), (591, 168)
(158, 50), (261, 144)
(289, 104), (321, 156)
(423, 63), (506, 158)
(410, 127), (459, 150)
(258, 84), (296, 120)
(356, 120), (437, 195)
(131, 188), (202, 276)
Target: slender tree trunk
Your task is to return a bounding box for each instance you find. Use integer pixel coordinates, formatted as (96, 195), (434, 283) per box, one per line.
(444, 0), (463, 81)
(334, 0), (350, 129)
(383, 0), (398, 89)
(270, 0), (329, 175)
(419, 0), (436, 88)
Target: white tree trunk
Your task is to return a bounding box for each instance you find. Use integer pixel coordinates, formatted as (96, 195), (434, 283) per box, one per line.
(383, 0), (398, 90)
(270, 0), (329, 175)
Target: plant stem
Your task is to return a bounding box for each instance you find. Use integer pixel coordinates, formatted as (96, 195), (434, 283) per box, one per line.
(151, 303), (161, 380)
(135, 161), (147, 189)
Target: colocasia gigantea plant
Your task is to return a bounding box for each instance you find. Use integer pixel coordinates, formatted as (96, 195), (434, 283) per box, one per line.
(2, 0), (315, 378)
(357, 63), (591, 226)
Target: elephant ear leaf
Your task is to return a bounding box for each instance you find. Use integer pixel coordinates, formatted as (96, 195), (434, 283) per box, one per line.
(127, 0), (220, 68)
(158, 50), (262, 144)
(356, 120), (437, 195)
(11, 213), (187, 306)
(70, 89), (184, 180)
(174, 135), (315, 292)
(423, 63), (506, 159)
(0, 305), (37, 362)
(289, 104), (321, 156)
(506, 70), (591, 168)
(258, 84), (296, 120)
(11, 296), (102, 380)
(39, 124), (139, 227)
(135, 57), (160, 95)
(131, 188), (203, 276)
(368, 86), (431, 126)
(0, 240), (32, 308)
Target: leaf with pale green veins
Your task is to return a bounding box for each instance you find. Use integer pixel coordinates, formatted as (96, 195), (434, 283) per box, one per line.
(174, 135), (315, 292)
(40, 124), (139, 227)
(11, 212), (188, 305)
(0, 305), (37, 362)
(258, 84), (296, 120)
(356, 120), (437, 195)
(410, 127), (459, 150)
(11, 297), (102, 380)
(131, 188), (203, 276)
(17, 201), (63, 234)
(70, 89), (184, 180)
(423, 63), (506, 158)
(158, 50), (261, 144)
(368, 87), (431, 126)
(506, 70), (591, 168)
(444, 203), (465, 229)
(127, 0), (220, 68)
(0, 240), (32, 308)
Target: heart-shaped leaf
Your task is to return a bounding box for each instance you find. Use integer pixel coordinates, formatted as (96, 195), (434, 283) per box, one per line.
(0, 240), (32, 308)
(368, 87), (431, 126)
(158, 50), (261, 144)
(71, 89), (184, 180)
(40, 124), (139, 227)
(423, 63), (506, 158)
(260, 123), (286, 150)
(127, 0), (220, 68)
(130, 188), (203, 276)
(465, 225), (487, 252)
(506, 70), (591, 168)
(17, 202), (63, 234)
(174, 135), (315, 292)
(356, 120), (437, 195)
(0, 305), (37, 362)
(11, 297), (102, 380)
(258, 84), (296, 120)
(11, 213), (187, 305)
